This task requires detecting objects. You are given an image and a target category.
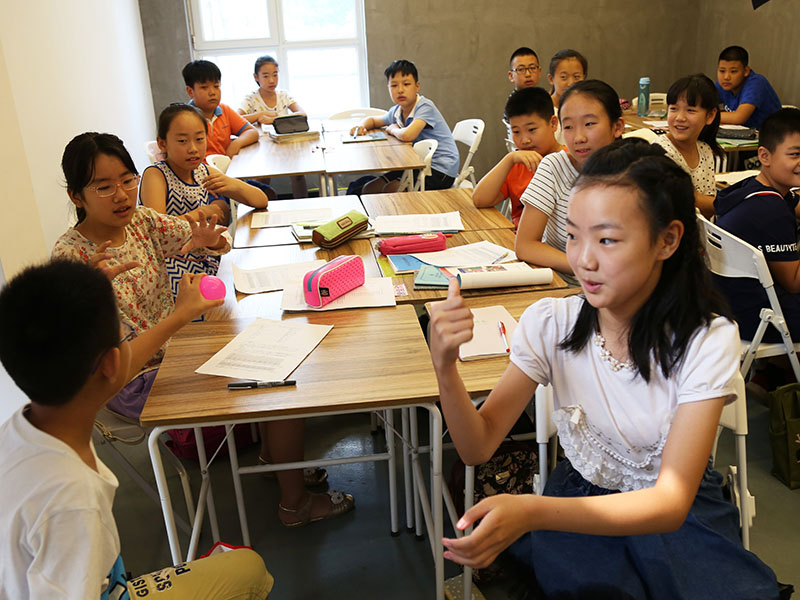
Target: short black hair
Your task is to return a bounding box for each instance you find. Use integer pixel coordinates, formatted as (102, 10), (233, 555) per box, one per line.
(559, 79), (621, 123)
(384, 59), (418, 82)
(759, 107), (800, 153)
(0, 259), (119, 406)
(505, 87), (555, 122)
(666, 73), (723, 157)
(182, 60), (222, 87)
(718, 45), (749, 66)
(548, 49), (588, 78)
(509, 47), (538, 67)
(254, 55), (278, 74)
(157, 103), (208, 140)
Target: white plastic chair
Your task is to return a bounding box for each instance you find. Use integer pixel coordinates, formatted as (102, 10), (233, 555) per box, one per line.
(403, 139), (437, 192)
(144, 140), (163, 164)
(329, 108), (385, 120)
(631, 92), (667, 113)
(206, 154), (231, 174)
(622, 128), (658, 143)
(452, 119), (485, 188)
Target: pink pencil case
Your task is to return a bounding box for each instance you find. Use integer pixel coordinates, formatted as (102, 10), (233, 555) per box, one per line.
(303, 255), (365, 307)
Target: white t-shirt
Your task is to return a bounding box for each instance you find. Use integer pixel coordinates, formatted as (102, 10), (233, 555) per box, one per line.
(510, 296), (743, 492)
(653, 135), (717, 197)
(0, 407), (121, 599)
(239, 89), (295, 117)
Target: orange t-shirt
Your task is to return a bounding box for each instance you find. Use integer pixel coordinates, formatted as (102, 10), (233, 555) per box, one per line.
(500, 163), (535, 229)
(203, 103), (251, 157)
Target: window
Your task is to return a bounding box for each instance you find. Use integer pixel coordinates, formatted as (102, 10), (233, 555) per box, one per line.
(188, 0), (368, 118)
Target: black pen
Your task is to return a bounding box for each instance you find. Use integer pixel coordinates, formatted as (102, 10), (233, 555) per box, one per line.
(227, 380), (296, 390)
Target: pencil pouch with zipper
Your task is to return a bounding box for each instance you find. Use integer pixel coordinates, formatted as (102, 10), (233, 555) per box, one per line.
(312, 210), (369, 249)
(378, 232), (447, 255)
(303, 255), (365, 307)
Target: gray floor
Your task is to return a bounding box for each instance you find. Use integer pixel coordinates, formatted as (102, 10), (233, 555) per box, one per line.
(105, 393), (800, 600)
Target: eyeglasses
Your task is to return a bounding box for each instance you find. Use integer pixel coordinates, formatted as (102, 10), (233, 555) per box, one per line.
(89, 322), (136, 375)
(512, 66), (541, 74)
(88, 175), (140, 198)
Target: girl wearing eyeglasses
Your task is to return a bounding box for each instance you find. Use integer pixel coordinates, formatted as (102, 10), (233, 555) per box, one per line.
(52, 131), (230, 419)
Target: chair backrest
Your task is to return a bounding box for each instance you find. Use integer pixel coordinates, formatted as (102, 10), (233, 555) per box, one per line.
(206, 154), (231, 174)
(144, 140), (163, 164)
(622, 128), (658, 143)
(411, 139), (438, 191)
(329, 108), (385, 120)
(631, 92), (667, 112)
(698, 214), (775, 288)
(452, 119), (485, 187)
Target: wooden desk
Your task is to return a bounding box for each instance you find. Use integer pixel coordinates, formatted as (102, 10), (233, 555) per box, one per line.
(361, 188), (513, 231)
(207, 239), (382, 321)
(322, 140), (424, 176)
(233, 196), (365, 249)
(227, 135), (327, 181)
(323, 128), (406, 147)
(386, 229), (568, 305)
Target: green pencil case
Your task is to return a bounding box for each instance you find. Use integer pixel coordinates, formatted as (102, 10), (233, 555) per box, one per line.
(312, 210), (369, 249)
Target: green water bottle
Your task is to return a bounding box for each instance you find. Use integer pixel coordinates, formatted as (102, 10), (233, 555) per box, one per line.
(637, 77), (651, 117)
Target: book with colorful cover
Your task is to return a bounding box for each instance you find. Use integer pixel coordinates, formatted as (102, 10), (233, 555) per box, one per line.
(413, 265), (452, 289)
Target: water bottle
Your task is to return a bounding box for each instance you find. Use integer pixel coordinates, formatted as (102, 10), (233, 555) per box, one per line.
(637, 77), (651, 117)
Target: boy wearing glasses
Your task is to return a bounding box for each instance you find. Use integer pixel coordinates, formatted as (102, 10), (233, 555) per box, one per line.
(351, 59), (460, 192)
(0, 259), (272, 599)
(508, 47), (542, 90)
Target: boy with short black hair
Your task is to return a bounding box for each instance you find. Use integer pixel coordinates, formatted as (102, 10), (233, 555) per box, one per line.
(508, 47), (541, 90)
(0, 259), (272, 599)
(183, 59), (259, 158)
(351, 59), (460, 193)
(714, 108), (800, 345)
(473, 87), (562, 229)
(715, 45), (781, 129)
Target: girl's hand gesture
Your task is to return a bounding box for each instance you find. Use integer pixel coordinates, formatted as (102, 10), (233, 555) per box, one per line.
(174, 273), (224, 322)
(511, 150), (543, 173)
(442, 494), (532, 569)
(202, 171), (238, 197)
(428, 278), (474, 370)
(89, 240), (140, 281)
(181, 209), (228, 253)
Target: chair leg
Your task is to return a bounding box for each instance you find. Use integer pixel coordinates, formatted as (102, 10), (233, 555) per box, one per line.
(158, 436), (195, 527)
(735, 433), (753, 550)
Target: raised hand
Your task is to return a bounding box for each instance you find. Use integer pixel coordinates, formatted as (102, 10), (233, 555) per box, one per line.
(88, 240), (140, 281)
(181, 209), (228, 254)
(428, 278), (474, 369)
(174, 273), (224, 322)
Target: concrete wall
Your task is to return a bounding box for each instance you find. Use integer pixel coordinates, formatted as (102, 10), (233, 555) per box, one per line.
(0, 0), (156, 275)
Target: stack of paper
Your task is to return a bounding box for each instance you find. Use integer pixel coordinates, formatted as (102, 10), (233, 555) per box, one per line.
(290, 220), (376, 243)
(251, 208), (331, 229)
(267, 130), (320, 143)
(459, 306), (518, 361)
(413, 265), (452, 290)
(409, 241), (515, 267)
(373, 212), (464, 235)
(232, 260), (325, 294)
(280, 277), (396, 312)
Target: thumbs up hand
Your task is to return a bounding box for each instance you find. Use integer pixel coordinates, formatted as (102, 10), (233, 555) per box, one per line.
(429, 278), (474, 370)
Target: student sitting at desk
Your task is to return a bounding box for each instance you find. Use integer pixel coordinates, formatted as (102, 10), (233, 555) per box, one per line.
(473, 87), (562, 230)
(0, 259), (273, 599)
(238, 55), (309, 199)
(715, 45), (781, 130)
(508, 46), (542, 91)
(183, 60), (259, 159)
(713, 108), (800, 387)
(350, 59), (460, 193)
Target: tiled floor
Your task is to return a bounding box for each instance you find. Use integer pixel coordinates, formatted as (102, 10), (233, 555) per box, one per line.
(107, 395), (799, 599)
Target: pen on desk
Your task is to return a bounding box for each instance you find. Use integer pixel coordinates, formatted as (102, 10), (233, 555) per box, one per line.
(227, 380), (297, 390)
(491, 252), (509, 264)
(498, 321), (510, 353)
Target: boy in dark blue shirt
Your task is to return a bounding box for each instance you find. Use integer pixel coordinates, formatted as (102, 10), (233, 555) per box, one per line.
(715, 45), (781, 130)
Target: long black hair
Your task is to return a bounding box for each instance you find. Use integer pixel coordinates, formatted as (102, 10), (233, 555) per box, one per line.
(559, 138), (732, 382)
(666, 74), (724, 158)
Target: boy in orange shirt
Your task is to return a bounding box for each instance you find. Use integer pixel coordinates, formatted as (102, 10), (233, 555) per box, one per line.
(473, 87), (562, 229)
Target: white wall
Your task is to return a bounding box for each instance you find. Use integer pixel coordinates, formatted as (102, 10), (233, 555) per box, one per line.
(0, 0), (156, 277)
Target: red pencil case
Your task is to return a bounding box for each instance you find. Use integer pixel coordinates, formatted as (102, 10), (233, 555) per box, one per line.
(303, 255), (365, 307)
(378, 233), (447, 255)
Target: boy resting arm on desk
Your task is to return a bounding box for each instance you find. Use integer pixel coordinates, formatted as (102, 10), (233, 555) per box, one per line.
(351, 59), (460, 193)
(0, 259), (272, 599)
(183, 59), (259, 159)
(715, 45), (781, 129)
(473, 87), (562, 229)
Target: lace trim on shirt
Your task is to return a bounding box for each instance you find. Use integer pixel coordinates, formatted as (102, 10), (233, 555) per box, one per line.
(552, 405), (674, 492)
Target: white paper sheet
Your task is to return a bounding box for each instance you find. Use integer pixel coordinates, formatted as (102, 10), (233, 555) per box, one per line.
(373, 211), (464, 234)
(454, 263), (553, 289)
(232, 260), (326, 294)
(251, 208), (332, 228)
(410, 241), (516, 267)
(280, 277), (396, 311)
(195, 318), (333, 381)
(643, 120), (669, 128)
(459, 306), (519, 361)
(715, 170), (759, 186)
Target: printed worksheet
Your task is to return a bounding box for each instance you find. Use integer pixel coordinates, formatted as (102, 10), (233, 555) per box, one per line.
(280, 277), (396, 311)
(195, 319), (333, 381)
(373, 212), (464, 234)
(232, 260), (326, 294)
(410, 241), (516, 267)
(251, 208), (332, 228)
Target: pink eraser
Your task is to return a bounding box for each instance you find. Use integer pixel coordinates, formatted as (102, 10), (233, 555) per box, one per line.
(199, 275), (226, 300)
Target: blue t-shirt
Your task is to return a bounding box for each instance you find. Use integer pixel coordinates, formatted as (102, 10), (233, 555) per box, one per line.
(713, 176), (799, 340)
(715, 69), (781, 129)
(382, 95), (460, 178)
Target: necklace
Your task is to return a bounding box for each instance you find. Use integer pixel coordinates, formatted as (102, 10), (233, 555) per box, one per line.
(593, 331), (634, 372)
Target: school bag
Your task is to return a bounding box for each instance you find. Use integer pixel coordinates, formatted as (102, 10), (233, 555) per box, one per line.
(768, 383), (800, 489)
(165, 424), (256, 461)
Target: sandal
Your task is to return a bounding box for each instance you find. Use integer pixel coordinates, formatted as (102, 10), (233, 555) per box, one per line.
(278, 490), (355, 527)
(258, 456), (328, 487)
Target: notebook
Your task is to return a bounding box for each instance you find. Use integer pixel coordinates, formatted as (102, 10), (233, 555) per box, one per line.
(413, 265), (452, 289)
(387, 254), (427, 275)
(458, 306), (519, 361)
(342, 131), (388, 143)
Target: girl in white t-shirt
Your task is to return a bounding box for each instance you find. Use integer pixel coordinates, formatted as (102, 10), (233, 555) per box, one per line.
(653, 73), (724, 219)
(238, 55), (308, 198)
(429, 140), (778, 598)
